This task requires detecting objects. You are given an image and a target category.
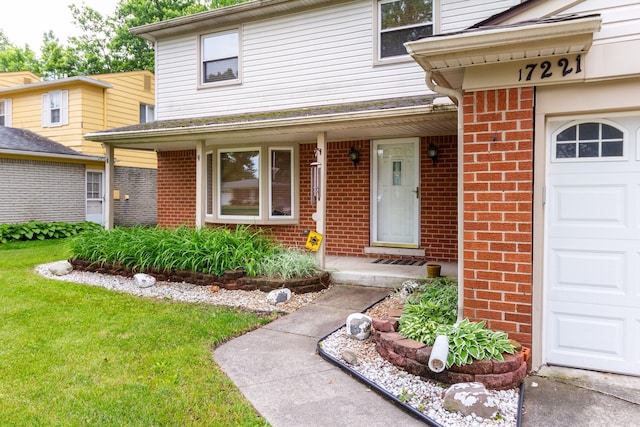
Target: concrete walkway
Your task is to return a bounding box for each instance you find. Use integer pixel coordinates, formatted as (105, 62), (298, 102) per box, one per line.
(214, 282), (640, 427)
(213, 285), (426, 427)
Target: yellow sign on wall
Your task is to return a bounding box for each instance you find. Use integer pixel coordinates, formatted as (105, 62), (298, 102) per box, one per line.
(305, 231), (323, 252)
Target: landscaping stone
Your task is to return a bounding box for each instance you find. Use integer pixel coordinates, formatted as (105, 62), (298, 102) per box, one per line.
(345, 313), (372, 340)
(341, 349), (358, 365)
(48, 260), (72, 276)
(443, 382), (499, 419)
(267, 288), (291, 305)
(134, 273), (156, 288)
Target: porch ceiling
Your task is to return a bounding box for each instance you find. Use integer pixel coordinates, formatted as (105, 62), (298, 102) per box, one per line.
(85, 96), (458, 151)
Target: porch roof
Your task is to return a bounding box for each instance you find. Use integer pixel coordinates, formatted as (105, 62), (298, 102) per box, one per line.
(84, 95), (458, 151)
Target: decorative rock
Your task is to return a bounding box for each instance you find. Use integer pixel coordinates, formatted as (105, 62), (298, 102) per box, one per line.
(400, 279), (420, 297)
(346, 313), (373, 340)
(48, 261), (73, 276)
(442, 382), (499, 419)
(134, 273), (156, 288)
(267, 288), (291, 305)
(341, 349), (358, 365)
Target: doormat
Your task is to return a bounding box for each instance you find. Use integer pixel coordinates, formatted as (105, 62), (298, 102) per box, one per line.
(372, 258), (427, 266)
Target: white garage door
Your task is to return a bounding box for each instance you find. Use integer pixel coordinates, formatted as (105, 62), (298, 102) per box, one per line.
(546, 116), (640, 376)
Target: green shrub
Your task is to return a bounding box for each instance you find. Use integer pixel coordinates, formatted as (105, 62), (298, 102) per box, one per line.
(70, 225), (287, 277)
(437, 319), (516, 368)
(398, 277), (458, 346)
(0, 221), (101, 244)
(256, 249), (321, 280)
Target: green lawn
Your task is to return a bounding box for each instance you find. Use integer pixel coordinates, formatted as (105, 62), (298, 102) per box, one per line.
(0, 239), (272, 426)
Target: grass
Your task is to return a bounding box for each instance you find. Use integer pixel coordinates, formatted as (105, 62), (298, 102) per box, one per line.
(0, 239), (272, 426)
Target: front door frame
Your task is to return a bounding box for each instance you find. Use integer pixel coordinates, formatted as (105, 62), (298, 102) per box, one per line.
(370, 137), (420, 248)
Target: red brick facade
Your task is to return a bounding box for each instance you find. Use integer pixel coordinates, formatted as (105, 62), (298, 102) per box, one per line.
(156, 137), (457, 262)
(462, 87), (534, 347)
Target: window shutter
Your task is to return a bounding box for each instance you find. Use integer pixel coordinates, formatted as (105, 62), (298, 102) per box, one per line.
(4, 99), (11, 127)
(42, 93), (50, 127)
(61, 90), (69, 125)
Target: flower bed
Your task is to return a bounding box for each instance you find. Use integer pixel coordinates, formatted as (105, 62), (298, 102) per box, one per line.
(69, 258), (331, 294)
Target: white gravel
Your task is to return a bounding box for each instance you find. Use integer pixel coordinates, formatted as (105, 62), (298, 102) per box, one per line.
(320, 294), (520, 427)
(35, 261), (327, 313)
(37, 263), (520, 426)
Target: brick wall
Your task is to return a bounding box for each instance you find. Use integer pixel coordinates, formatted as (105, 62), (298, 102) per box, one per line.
(462, 87), (534, 347)
(113, 166), (158, 226)
(157, 150), (196, 227)
(0, 158), (86, 224)
(157, 137), (458, 262)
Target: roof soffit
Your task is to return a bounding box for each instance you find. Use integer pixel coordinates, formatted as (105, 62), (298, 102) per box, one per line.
(406, 14), (602, 72)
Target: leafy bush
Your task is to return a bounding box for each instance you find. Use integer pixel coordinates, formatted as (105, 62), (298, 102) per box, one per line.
(0, 221), (102, 244)
(256, 249), (321, 280)
(398, 277), (458, 346)
(437, 319), (516, 367)
(69, 225), (287, 277)
(397, 277), (516, 367)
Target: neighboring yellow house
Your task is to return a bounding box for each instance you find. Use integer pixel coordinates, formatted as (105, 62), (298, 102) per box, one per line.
(0, 71), (157, 226)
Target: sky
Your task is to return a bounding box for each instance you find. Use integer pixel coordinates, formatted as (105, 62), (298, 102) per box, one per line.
(0, 0), (121, 51)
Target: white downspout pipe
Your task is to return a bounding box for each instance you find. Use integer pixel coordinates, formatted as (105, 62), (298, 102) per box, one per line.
(425, 70), (465, 322)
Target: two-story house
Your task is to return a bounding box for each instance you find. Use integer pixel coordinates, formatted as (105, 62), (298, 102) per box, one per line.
(0, 70), (157, 226)
(86, 0), (640, 378)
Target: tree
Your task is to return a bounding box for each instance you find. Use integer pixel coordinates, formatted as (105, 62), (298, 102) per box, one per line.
(0, 30), (41, 74)
(39, 31), (79, 79)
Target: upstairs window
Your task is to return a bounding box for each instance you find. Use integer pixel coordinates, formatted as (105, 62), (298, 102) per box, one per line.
(139, 103), (155, 123)
(201, 29), (240, 85)
(378, 0), (433, 60)
(42, 90), (68, 127)
(555, 122), (624, 160)
(0, 99), (11, 126)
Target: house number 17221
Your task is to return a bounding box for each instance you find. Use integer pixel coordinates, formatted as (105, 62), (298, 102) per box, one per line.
(518, 55), (582, 82)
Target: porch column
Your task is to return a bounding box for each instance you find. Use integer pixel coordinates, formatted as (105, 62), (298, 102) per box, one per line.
(195, 140), (206, 229)
(315, 132), (327, 268)
(104, 144), (115, 230)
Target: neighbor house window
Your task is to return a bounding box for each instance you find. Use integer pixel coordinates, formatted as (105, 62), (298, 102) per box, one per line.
(139, 103), (155, 123)
(201, 29), (240, 84)
(555, 122), (624, 160)
(207, 145), (296, 223)
(42, 90), (68, 127)
(378, 0), (433, 59)
(0, 99), (11, 126)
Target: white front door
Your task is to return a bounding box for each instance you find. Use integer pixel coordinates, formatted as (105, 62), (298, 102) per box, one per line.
(545, 116), (640, 376)
(372, 138), (420, 247)
(86, 170), (104, 225)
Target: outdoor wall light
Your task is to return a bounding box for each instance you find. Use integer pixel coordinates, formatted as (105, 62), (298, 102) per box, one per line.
(428, 143), (439, 165)
(349, 146), (360, 169)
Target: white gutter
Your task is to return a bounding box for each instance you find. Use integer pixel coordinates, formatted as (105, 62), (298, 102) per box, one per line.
(0, 148), (104, 162)
(424, 70), (465, 323)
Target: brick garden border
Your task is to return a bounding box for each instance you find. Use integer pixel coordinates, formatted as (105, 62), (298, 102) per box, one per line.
(372, 311), (529, 390)
(69, 258), (331, 294)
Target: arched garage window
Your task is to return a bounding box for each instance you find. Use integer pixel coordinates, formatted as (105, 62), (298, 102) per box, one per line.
(555, 121), (624, 159)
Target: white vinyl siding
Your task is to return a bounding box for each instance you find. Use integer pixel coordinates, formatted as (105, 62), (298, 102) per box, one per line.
(564, 0), (640, 44)
(0, 98), (11, 126)
(41, 90), (69, 127)
(440, 0), (521, 33)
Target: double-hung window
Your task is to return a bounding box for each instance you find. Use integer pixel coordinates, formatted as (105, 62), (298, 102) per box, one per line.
(42, 90), (68, 127)
(0, 99), (11, 126)
(378, 0), (433, 60)
(139, 103), (155, 123)
(201, 29), (240, 85)
(207, 145), (296, 223)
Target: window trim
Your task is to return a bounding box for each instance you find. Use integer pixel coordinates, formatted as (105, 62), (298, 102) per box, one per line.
(205, 144), (299, 225)
(552, 119), (628, 163)
(0, 98), (12, 127)
(42, 90), (68, 127)
(198, 27), (243, 89)
(373, 0), (436, 65)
